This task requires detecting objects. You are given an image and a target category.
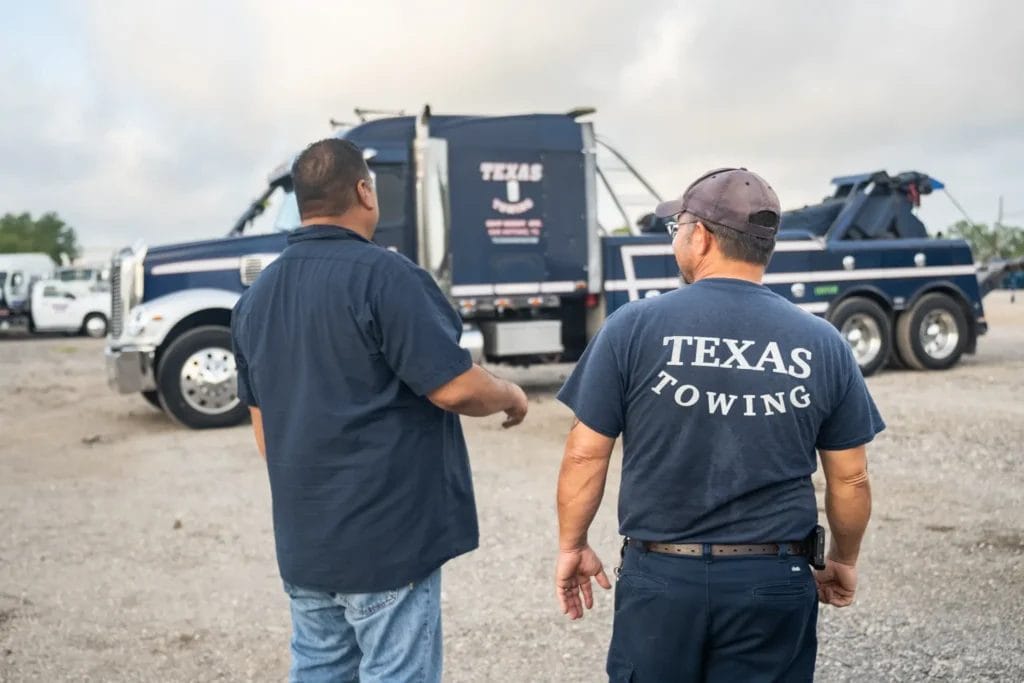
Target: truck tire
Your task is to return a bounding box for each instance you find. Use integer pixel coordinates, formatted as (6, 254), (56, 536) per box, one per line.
(156, 325), (247, 429)
(81, 313), (108, 338)
(828, 297), (891, 377)
(895, 292), (969, 371)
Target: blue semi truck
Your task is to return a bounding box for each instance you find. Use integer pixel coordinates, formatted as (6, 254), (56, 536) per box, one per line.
(105, 107), (999, 428)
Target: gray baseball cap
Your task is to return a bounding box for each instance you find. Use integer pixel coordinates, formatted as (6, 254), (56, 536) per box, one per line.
(655, 168), (781, 240)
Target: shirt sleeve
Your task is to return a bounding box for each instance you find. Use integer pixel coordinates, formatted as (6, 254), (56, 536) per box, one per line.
(816, 343), (885, 450)
(556, 311), (628, 438)
(372, 256), (473, 396)
(230, 300), (258, 407)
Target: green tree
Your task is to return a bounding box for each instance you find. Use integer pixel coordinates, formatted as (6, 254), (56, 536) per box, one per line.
(0, 212), (80, 264)
(946, 220), (1024, 261)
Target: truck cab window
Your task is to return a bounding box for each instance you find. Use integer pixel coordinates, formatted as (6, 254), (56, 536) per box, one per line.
(58, 268), (93, 282)
(273, 190), (301, 232)
(245, 186), (301, 234)
(372, 165), (407, 226)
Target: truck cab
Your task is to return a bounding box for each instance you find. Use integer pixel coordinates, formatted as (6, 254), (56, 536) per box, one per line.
(106, 108), (608, 428)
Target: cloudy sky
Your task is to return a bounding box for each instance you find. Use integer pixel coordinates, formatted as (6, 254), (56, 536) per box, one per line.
(2, 0), (1022, 256)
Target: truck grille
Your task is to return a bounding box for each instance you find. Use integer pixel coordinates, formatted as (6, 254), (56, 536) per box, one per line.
(240, 257), (265, 286)
(110, 259), (123, 337)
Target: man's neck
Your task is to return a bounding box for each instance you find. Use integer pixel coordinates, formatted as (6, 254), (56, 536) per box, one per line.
(300, 216), (375, 241)
(690, 259), (765, 285)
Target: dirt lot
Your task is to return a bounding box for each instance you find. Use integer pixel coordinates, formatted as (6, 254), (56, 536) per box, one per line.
(1, 292), (1022, 682)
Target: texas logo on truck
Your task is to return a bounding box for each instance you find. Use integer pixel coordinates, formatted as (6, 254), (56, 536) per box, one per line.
(480, 161), (544, 244)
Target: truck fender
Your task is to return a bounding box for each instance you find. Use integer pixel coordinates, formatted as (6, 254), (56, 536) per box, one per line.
(129, 288), (240, 350)
(905, 280), (975, 312)
(827, 285), (894, 318)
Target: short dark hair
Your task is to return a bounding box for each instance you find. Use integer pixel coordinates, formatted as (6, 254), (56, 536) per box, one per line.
(684, 211), (777, 266)
(292, 139), (370, 219)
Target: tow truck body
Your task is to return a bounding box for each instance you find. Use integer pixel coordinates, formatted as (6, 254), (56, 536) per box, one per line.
(104, 108), (1004, 428)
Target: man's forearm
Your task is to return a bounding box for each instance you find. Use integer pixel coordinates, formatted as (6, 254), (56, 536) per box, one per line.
(824, 475), (871, 565)
(557, 423), (614, 550)
(429, 365), (519, 417)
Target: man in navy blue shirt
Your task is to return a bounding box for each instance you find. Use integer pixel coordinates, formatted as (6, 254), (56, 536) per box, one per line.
(554, 168), (883, 681)
(232, 139), (528, 683)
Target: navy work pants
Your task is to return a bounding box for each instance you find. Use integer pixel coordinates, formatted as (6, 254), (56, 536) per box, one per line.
(607, 543), (818, 682)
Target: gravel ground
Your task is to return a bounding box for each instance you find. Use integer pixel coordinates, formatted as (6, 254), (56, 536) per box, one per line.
(1, 291), (1022, 682)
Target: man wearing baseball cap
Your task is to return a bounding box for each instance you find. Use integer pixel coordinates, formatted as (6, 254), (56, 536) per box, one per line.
(553, 168), (883, 680)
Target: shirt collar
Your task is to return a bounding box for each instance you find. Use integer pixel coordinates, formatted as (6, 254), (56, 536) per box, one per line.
(287, 224), (373, 245)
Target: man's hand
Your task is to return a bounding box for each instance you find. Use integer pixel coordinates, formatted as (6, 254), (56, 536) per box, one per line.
(428, 365), (528, 425)
(555, 545), (612, 620)
(502, 384), (528, 428)
(813, 557), (857, 607)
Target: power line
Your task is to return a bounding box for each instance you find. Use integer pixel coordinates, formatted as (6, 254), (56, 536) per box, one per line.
(942, 188), (976, 225)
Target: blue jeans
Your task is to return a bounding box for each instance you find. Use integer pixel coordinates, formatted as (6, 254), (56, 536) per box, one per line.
(607, 544), (818, 682)
(283, 568), (442, 683)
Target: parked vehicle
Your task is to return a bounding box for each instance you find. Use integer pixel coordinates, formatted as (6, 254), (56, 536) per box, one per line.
(0, 253), (54, 330)
(105, 107), (1013, 428)
(28, 278), (111, 337)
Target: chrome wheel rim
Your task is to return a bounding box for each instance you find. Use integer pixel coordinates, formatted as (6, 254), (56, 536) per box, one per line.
(179, 347), (239, 415)
(841, 313), (883, 367)
(85, 316), (107, 337)
(919, 310), (959, 360)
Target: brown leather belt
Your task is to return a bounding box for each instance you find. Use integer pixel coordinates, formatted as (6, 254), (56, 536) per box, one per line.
(638, 540), (807, 558)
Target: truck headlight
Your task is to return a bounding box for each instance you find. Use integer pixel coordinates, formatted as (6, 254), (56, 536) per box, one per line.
(126, 308), (148, 337)
(126, 307), (163, 338)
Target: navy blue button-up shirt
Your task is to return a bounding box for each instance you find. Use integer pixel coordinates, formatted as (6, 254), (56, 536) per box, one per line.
(231, 225), (477, 593)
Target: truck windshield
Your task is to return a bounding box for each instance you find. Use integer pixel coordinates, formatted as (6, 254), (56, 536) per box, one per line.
(274, 190), (301, 231)
(244, 185), (301, 234)
(57, 268), (95, 282)
(242, 168), (400, 235)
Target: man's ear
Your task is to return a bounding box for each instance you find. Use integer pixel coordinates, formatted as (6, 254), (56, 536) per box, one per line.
(696, 222), (714, 256)
(357, 180), (375, 210)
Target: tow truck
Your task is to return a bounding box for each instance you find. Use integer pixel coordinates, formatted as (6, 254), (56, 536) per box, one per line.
(104, 107), (1016, 428)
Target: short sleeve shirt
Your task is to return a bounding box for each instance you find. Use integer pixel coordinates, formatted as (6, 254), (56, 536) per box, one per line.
(558, 278), (885, 544)
(231, 225), (476, 593)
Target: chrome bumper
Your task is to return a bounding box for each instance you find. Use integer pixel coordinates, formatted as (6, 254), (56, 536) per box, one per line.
(105, 345), (157, 393)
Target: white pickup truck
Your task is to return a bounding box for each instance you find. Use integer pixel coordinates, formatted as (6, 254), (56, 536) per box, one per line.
(28, 269), (111, 337)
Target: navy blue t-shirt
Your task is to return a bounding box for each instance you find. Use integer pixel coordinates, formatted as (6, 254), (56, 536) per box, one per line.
(558, 278), (885, 544)
(231, 225), (476, 593)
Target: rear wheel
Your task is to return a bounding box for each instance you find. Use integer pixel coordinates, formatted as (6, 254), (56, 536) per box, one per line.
(828, 297), (892, 377)
(157, 326), (247, 429)
(82, 313), (108, 338)
(895, 292), (969, 371)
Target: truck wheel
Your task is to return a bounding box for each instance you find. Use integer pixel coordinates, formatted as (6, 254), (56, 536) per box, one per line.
(895, 293), (969, 371)
(156, 326), (247, 429)
(142, 391), (162, 410)
(828, 297), (891, 377)
(81, 313), (108, 338)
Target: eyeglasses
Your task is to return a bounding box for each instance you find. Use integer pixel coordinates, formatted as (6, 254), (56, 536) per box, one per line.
(665, 214), (700, 239)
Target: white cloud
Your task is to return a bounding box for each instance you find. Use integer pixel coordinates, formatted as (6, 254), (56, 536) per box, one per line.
(1, 0), (1022, 251)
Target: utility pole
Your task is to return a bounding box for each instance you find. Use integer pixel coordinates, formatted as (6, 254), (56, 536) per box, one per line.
(997, 195), (1003, 228)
